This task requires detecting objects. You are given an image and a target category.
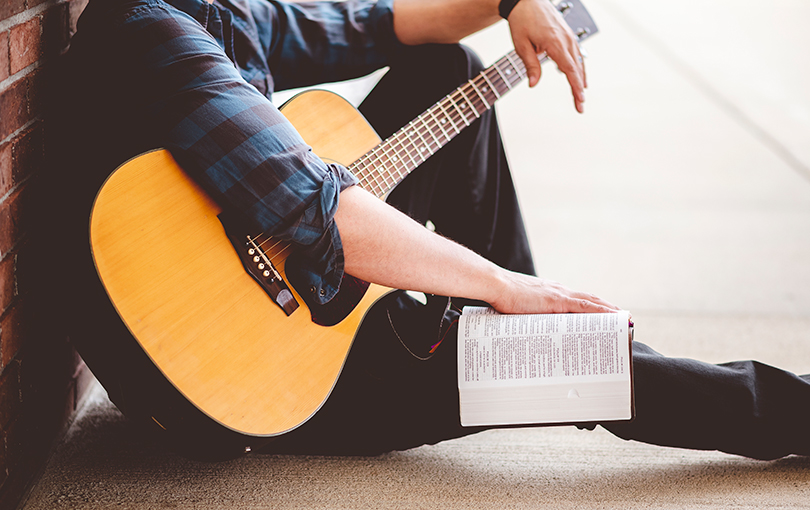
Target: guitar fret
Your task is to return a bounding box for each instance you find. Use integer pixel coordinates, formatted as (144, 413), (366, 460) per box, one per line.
(505, 52), (526, 80)
(378, 155), (399, 192)
(481, 72), (500, 100)
(378, 153), (397, 188)
(399, 131), (421, 168)
(464, 82), (486, 115)
(418, 115), (441, 152)
(409, 121), (433, 158)
(469, 79), (491, 113)
(362, 153), (384, 191)
(384, 141), (405, 179)
(357, 157), (385, 197)
(448, 95), (470, 126)
(428, 108), (451, 141)
(360, 150), (382, 188)
(438, 100), (462, 134)
(458, 89), (479, 120)
(493, 61), (512, 91)
(478, 74), (498, 105)
(401, 127), (424, 165)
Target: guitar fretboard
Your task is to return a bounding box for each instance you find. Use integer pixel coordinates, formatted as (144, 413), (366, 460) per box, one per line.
(348, 49), (548, 199)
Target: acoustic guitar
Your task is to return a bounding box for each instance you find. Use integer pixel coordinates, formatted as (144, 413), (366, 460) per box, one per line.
(88, 0), (598, 445)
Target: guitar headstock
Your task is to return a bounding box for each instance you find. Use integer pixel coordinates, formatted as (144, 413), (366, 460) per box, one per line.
(556, 0), (599, 44)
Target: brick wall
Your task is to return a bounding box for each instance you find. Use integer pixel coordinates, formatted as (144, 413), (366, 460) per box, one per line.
(0, 0), (92, 508)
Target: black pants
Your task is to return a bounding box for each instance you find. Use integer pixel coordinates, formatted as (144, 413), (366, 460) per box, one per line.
(262, 44), (810, 460)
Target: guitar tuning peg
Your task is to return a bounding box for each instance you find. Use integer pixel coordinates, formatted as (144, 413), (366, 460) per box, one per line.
(559, 2), (573, 13)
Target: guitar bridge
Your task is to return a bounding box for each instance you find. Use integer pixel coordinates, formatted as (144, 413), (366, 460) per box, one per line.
(219, 214), (299, 316)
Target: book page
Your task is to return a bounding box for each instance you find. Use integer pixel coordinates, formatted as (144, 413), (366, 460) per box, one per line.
(458, 308), (633, 427)
(460, 308), (630, 386)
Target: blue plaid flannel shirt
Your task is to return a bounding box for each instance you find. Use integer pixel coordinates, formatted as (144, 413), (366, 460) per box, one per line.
(75, 0), (400, 304)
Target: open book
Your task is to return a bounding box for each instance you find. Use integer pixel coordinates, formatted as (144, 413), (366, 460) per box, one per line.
(458, 307), (634, 427)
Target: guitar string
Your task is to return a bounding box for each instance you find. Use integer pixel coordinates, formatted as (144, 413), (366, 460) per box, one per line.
(352, 51), (527, 195)
(352, 72), (488, 191)
(355, 86), (477, 192)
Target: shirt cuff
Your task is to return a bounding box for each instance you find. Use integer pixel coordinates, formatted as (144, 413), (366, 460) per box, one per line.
(287, 163), (358, 305)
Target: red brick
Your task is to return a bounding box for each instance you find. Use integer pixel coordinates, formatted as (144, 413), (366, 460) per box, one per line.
(69, 0), (90, 37)
(0, 31), (9, 83)
(0, 184), (29, 258)
(25, 68), (46, 119)
(1, 301), (26, 368)
(13, 240), (35, 304)
(0, 142), (10, 197)
(0, 79), (28, 141)
(9, 17), (42, 75)
(0, 254), (14, 315)
(0, 0), (26, 21)
(43, 3), (69, 59)
(12, 123), (43, 186)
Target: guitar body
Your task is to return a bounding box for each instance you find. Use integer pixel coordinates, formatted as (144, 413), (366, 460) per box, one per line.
(90, 90), (391, 438)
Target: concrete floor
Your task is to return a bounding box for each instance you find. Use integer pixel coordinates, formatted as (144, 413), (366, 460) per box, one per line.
(21, 0), (810, 508)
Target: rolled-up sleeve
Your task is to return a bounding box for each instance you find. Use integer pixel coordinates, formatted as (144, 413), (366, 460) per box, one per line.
(104, 0), (376, 303)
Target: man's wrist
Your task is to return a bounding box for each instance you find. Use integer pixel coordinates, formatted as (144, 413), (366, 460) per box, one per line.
(498, 0), (521, 19)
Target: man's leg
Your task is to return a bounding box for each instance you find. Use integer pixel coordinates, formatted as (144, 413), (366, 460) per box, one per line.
(359, 43), (535, 276)
(603, 342), (810, 460)
(262, 313), (810, 458)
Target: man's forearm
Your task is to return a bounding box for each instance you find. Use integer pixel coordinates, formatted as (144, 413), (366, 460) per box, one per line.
(334, 186), (505, 303)
(334, 186), (619, 315)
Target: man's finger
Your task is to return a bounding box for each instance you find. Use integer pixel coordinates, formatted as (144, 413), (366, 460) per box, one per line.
(514, 39), (542, 88)
(571, 297), (618, 314)
(551, 47), (585, 112)
(570, 290), (620, 311)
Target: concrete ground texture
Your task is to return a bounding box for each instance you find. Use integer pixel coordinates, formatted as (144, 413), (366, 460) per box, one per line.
(21, 0), (810, 508)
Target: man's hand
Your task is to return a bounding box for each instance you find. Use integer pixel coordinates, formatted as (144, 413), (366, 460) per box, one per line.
(486, 270), (620, 315)
(507, 0), (587, 112)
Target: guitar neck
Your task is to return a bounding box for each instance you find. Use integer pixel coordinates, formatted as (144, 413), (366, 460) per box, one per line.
(348, 49), (536, 199)
(347, 0), (598, 198)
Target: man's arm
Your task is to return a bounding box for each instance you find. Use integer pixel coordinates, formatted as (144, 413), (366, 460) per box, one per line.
(393, 0), (587, 113)
(335, 186), (619, 315)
